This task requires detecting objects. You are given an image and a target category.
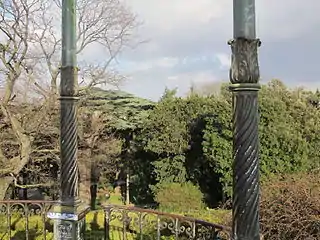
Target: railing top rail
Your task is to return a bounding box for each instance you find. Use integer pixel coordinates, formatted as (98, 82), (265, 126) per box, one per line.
(0, 201), (231, 233)
(104, 204), (232, 232)
(0, 200), (58, 204)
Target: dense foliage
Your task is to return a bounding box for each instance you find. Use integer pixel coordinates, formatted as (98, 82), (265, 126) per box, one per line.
(134, 79), (320, 207)
(3, 79), (319, 203)
(1, 79), (319, 238)
(155, 182), (205, 212)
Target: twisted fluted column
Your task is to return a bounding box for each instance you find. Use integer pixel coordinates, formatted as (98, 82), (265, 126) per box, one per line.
(229, 38), (261, 240)
(59, 66), (80, 206)
(47, 1), (89, 239)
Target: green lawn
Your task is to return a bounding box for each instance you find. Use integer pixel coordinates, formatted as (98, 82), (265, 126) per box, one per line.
(0, 193), (230, 240)
(0, 210), (134, 240)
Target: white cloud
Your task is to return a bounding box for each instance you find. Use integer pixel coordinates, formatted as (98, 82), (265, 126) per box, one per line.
(167, 71), (218, 85)
(125, 0), (228, 31)
(292, 81), (320, 91)
(124, 0), (320, 60)
(116, 0), (320, 98)
(155, 57), (179, 68)
(164, 71), (219, 96)
(216, 54), (231, 70)
(120, 57), (179, 75)
(129, 0), (320, 38)
(124, 61), (153, 72)
(256, 0), (320, 39)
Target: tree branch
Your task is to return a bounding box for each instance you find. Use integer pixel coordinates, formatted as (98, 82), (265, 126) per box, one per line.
(9, 173), (53, 188)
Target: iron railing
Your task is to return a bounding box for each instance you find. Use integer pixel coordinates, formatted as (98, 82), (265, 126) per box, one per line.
(0, 200), (56, 240)
(103, 205), (231, 240)
(0, 200), (231, 240)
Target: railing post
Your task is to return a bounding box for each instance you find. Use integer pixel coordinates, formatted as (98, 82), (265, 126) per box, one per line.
(122, 210), (127, 240)
(104, 207), (111, 240)
(47, 0), (89, 239)
(229, 0), (261, 239)
(174, 218), (179, 239)
(6, 203), (11, 239)
(156, 216), (161, 240)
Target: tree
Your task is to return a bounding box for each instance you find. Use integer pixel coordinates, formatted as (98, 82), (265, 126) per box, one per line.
(0, 0), (42, 199)
(140, 90), (229, 206)
(77, 88), (154, 205)
(139, 81), (320, 208)
(29, 0), (139, 99)
(0, 0), (139, 199)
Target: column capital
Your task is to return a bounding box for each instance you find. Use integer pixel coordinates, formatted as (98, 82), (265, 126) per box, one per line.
(228, 38), (261, 85)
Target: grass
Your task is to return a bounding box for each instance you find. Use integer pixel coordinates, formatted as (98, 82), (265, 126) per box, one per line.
(0, 208), (230, 240)
(0, 193), (230, 240)
(0, 210), (133, 240)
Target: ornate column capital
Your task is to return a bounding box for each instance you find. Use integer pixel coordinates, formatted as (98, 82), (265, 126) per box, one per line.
(229, 38), (261, 85)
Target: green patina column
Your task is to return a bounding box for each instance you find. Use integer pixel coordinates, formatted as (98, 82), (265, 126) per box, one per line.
(47, 0), (90, 239)
(229, 0), (261, 239)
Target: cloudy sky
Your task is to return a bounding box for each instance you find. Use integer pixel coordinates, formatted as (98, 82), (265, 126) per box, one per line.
(113, 0), (320, 100)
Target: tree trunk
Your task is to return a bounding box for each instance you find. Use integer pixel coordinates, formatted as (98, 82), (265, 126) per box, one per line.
(90, 184), (97, 209)
(0, 105), (32, 199)
(114, 170), (122, 195)
(90, 161), (99, 209)
(0, 177), (14, 200)
(126, 172), (130, 205)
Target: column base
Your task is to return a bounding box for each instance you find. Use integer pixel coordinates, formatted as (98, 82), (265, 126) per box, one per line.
(47, 203), (90, 240)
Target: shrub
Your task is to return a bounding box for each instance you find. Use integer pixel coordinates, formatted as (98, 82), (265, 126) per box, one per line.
(154, 182), (205, 212)
(177, 208), (231, 226)
(260, 173), (320, 240)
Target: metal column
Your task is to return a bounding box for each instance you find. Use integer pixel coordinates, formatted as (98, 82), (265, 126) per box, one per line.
(229, 0), (261, 239)
(47, 1), (89, 238)
(60, 0), (79, 207)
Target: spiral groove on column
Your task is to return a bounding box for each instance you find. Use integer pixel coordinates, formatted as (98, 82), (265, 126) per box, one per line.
(60, 97), (79, 204)
(232, 91), (260, 239)
(229, 38), (261, 239)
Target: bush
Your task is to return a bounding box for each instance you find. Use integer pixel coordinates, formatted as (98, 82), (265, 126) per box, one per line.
(154, 182), (205, 212)
(260, 173), (320, 240)
(177, 208), (230, 226)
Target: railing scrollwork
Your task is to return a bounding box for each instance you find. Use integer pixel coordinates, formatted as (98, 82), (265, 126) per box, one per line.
(104, 205), (231, 240)
(0, 201), (231, 239)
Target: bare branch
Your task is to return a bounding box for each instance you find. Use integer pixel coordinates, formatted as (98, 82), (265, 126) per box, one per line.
(76, 0), (137, 52)
(78, 61), (126, 91)
(0, 0), (140, 199)
(9, 173), (54, 188)
(35, 0), (138, 94)
(0, 0), (42, 105)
